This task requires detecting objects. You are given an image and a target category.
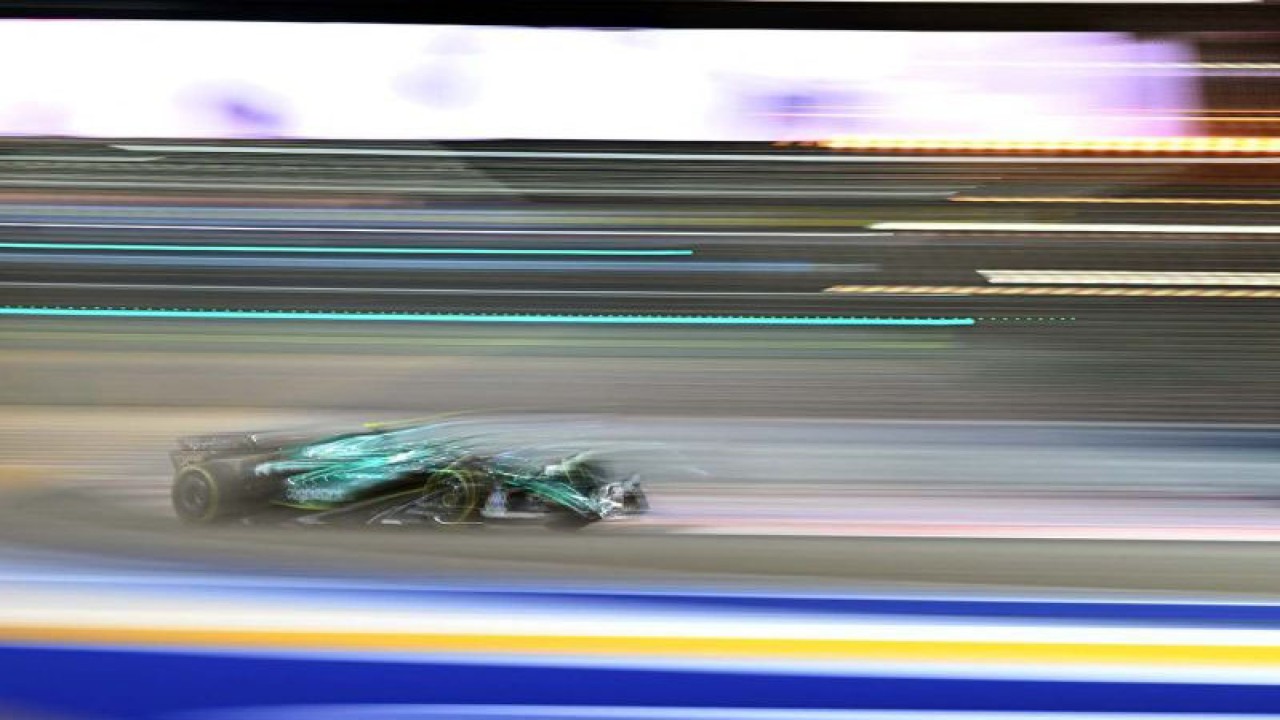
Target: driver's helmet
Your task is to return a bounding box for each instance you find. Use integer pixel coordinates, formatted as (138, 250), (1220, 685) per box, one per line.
(543, 452), (609, 490)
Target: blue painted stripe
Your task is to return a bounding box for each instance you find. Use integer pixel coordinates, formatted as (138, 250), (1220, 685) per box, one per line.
(0, 307), (975, 327)
(3, 646), (1280, 719)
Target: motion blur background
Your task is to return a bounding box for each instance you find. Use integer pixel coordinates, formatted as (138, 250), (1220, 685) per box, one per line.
(5, 4), (1280, 719)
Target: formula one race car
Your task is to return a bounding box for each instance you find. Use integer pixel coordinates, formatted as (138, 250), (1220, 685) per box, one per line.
(170, 418), (650, 530)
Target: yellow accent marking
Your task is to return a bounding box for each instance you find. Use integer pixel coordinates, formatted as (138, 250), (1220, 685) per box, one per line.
(3, 625), (1280, 667)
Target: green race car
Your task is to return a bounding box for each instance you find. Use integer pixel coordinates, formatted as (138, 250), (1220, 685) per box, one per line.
(170, 418), (650, 529)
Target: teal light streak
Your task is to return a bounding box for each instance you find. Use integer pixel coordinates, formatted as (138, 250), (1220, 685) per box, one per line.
(0, 241), (692, 257)
(0, 307), (975, 326)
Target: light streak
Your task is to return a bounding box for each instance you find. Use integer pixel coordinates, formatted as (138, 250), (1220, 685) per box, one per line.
(0, 307), (975, 326)
(951, 196), (1280, 206)
(812, 136), (1280, 155)
(979, 271), (1280, 287)
(0, 281), (836, 299)
(871, 222), (1280, 235)
(108, 144), (1280, 166)
(0, 222), (883, 239)
(0, 241), (692, 257)
(825, 285), (1280, 298)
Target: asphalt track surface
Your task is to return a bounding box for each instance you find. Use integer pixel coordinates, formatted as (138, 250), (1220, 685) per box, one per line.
(3, 408), (1280, 596)
(2, 141), (1280, 596)
(9, 482), (1280, 596)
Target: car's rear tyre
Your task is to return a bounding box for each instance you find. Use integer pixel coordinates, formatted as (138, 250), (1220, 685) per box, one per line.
(421, 469), (482, 525)
(172, 462), (245, 524)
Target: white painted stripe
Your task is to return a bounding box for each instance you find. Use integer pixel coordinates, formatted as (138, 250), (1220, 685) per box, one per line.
(6, 587), (1280, 645)
(875, 222), (1280, 234)
(111, 144), (1280, 165)
(1, 565), (1276, 609)
(980, 270), (1280, 287)
(0, 221), (881, 238)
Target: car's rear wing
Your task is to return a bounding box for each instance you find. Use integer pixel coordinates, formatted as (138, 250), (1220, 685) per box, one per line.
(171, 429), (340, 470)
(176, 429), (342, 452)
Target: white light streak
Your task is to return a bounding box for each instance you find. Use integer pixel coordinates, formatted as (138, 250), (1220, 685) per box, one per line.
(980, 271), (1280, 287)
(873, 222), (1280, 235)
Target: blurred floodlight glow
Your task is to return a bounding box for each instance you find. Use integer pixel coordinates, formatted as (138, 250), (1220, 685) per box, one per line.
(0, 21), (1197, 140)
(816, 136), (1280, 153)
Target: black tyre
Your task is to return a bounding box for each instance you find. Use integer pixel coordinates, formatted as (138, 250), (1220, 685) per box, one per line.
(421, 469), (482, 525)
(171, 462), (246, 524)
(623, 486), (650, 513)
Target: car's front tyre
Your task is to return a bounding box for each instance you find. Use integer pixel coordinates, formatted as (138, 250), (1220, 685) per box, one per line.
(421, 469), (483, 525)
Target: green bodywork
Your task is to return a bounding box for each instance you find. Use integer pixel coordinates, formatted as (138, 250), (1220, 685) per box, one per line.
(253, 422), (616, 517)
